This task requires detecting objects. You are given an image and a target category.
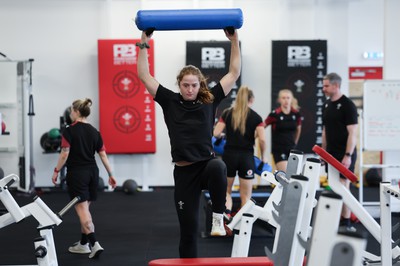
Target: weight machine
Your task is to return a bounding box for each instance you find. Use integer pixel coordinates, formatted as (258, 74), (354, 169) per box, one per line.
(227, 148), (370, 266)
(0, 173), (79, 266)
(306, 191), (367, 266)
(312, 145), (400, 265)
(227, 150), (322, 266)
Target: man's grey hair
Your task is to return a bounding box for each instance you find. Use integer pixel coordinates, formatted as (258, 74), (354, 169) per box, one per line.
(323, 72), (342, 88)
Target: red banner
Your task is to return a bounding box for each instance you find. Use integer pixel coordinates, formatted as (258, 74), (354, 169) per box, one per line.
(98, 39), (156, 153)
(349, 66), (383, 80)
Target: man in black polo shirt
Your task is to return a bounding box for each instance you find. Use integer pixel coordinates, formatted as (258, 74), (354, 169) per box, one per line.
(322, 72), (358, 231)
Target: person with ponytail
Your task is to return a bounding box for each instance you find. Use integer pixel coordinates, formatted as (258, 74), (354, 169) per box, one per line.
(265, 89), (303, 171)
(137, 29), (241, 258)
(213, 86), (266, 220)
(51, 98), (117, 259)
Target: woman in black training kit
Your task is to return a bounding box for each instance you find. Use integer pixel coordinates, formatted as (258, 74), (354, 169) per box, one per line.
(52, 98), (117, 259)
(264, 89), (302, 171)
(137, 29), (241, 258)
(213, 86), (267, 219)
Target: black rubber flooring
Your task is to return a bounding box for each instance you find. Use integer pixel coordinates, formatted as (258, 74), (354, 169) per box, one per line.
(0, 186), (395, 266)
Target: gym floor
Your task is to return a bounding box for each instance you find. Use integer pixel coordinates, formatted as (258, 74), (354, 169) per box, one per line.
(0, 186), (394, 266)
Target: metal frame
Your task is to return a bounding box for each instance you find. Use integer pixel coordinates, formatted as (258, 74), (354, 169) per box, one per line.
(0, 59), (35, 193)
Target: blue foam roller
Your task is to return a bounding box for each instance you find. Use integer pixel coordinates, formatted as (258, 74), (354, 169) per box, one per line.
(254, 156), (272, 176)
(212, 136), (226, 155)
(135, 8), (243, 31)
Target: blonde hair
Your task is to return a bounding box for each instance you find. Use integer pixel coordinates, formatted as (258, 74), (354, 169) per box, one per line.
(278, 89), (299, 110)
(72, 98), (92, 118)
(231, 86), (254, 135)
(176, 65), (214, 104)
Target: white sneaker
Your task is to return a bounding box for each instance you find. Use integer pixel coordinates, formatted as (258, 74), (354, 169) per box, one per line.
(210, 212), (226, 236)
(68, 242), (91, 254)
(346, 226), (357, 233)
(89, 241), (104, 259)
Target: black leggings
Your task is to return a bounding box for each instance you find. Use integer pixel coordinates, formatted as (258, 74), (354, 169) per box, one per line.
(173, 158), (227, 258)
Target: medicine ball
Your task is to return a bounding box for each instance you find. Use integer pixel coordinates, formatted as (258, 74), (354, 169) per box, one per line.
(122, 179), (138, 194)
(40, 132), (61, 153)
(48, 128), (61, 139)
(40, 132), (49, 150)
(365, 168), (382, 187)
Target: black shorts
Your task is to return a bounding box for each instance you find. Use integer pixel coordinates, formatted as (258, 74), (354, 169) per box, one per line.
(272, 149), (291, 163)
(222, 151), (255, 179)
(66, 166), (99, 202)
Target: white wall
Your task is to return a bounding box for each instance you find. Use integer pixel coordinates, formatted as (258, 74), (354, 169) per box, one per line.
(382, 0), (400, 183)
(348, 0), (384, 67)
(0, 0), (396, 188)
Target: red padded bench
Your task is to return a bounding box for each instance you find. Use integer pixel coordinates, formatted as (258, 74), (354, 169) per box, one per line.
(312, 145), (358, 183)
(148, 257), (273, 266)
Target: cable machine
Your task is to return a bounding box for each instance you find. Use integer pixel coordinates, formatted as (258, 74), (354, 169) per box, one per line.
(0, 55), (35, 193)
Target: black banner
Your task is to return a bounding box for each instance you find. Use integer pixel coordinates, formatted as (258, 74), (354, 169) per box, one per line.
(186, 41), (241, 121)
(271, 40), (327, 153)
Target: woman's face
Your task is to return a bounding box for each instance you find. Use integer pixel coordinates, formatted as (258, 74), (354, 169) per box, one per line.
(278, 92), (292, 109)
(179, 74), (200, 101)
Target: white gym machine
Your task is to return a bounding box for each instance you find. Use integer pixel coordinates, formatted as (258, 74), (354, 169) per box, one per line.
(306, 190), (367, 266)
(227, 147), (371, 266)
(227, 150), (322, 266)
(380, 182), (400, 266)
(0, 173), (79, 266)
(227, 151), (303, 257)
(312, 145), (400, 265)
